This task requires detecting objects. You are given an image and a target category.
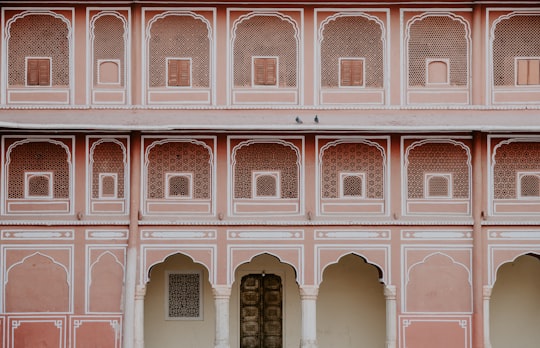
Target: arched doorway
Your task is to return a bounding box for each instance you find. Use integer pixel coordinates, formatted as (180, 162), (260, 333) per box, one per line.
(144, 253), (215, 347)
(317, 254), (386, 348)
(491, 254), (540, 348)
(231, 253), (301, 348)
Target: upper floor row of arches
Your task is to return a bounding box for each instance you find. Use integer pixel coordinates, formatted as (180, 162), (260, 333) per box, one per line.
(2, 7), (540, 106)
(1, 133), (539, 220)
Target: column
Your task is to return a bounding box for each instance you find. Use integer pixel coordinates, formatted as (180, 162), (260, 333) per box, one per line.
(213, 285), (232, 348)
(134, 284), (146, 348)
(483, 285), (493, 348)
(122, 131), (142, 348)
(300, 286), (318, 348)
(384, 285), (397, 348)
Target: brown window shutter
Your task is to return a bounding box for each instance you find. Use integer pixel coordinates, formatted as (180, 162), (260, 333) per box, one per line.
(253, 58), (277, 86)
(528, 59), (540, 85)
(340, 60), (352, 86)
(168, 59), (191, 87)
(254, 58), (266, 85)
(341, 59), (363, 86)
(27, 59), (40, 86)
(168, 60), (178, 86)
(178, 60), (191, 87)
(38, 59), (50, 86)
(27, 58), (50, 86)
(351, 60), (363, 86)
(265, 59), (276, 85)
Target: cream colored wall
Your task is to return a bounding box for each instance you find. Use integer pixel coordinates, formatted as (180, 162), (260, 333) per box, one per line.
(229, 254), (302, 348)
(317, 254), (386, 348)
(144, 253), (215, 348)
(491, 254), (540, 348)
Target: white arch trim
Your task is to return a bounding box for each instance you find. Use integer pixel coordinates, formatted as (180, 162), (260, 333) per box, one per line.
(490, 250), (540, 287)
(5, 251), (70, 285)
(142, 247), (216, 286)
(406, 251), (472, 285)
(318, 251), (386, 287)
(228, 247), (303, 286)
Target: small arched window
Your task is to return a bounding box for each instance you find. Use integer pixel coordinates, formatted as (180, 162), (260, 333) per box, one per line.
(425, 174), (451, 198)
(166, 173), (192, 199)
(25, 172), (53, 198)
(253, 172), (280, 198)
(340, 173), (365, 198)
(519, 173), (540, 198)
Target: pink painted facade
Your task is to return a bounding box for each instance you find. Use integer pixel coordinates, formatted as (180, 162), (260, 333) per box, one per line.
(0, 1), (539, 347)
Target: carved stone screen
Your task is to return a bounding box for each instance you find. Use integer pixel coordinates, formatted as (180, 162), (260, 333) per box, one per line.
(166, 272), (202, 320)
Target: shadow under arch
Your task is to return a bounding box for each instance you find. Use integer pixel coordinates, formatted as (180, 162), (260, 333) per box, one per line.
(492, 251), (540, 286)
(317, 253), (386, 348)
(319, 251), (385, 287)
(490, 253), (540, 348)
(146, 251), (212, 286)
(230, 251), (300, 286)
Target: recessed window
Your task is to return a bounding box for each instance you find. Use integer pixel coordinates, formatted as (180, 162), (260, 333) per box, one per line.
(99, 173), (118, 198)
(97, 60), (120, 85)
(26, 58), (51, 86)
(518, 172), (540, 198)
(252, 171), (280, 198)
(166, 173), (192, 199)
(166, 271), (202, 320)
(427, 59), (449, 85)
(516, 58), (540, 86)
(25, 172), (53, 199)
(425, 173), (452, 198)
(167, 58), (191, 87)
(340, 172), (365, 198)
(339, 58), (364, 87)
(253, 57), (277, 86)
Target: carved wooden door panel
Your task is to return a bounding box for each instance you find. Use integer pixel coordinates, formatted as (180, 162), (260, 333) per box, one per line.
(240, 274), (283, 348)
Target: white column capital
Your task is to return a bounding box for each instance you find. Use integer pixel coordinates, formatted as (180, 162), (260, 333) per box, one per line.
(299, 285), (319, 300)
(483, 285), (493, 299)
(135, 284), (146, 300)
(384, 285), (397, 299)
(212, 285), (232, 299)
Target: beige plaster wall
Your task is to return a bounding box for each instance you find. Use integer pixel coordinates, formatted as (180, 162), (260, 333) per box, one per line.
(230, 253), (302, 348)
(491, 254), (540, 348)
(317, 254), (386, 348)
(144, 253), (215, 348)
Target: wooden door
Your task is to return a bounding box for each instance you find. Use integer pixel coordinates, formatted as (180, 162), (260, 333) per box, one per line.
(240, 274), (283, 348)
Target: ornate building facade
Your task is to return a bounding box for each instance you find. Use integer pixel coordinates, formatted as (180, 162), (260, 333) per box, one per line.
(0, 1), (539, 347)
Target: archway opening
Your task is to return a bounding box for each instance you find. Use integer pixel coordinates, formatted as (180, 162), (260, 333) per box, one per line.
(144, 253), (214, 348)
(317, 254), (385, 348)
(231, 253), (301, 348)
(491, 254), (540, 348)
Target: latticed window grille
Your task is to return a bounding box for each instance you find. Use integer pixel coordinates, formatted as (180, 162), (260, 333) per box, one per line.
(167, 174), (191, 198)
(26, 174), (52, 198)
(341, 174), (364, 197)
(234, 143), (298, 199)
(8, 141), (70, 199)
(520, 174), (540, 198)
(492, 15), (540, 86)
(8, 14), (69, 87)
(407, 142), (469, 199)
(148, 14), (210, 88)
(92, 141), (125, 199)
(321, 16), (383, 88)
(254, 173), (279, 197)
(494, 142), (540, 199)
(407, 15), (468, 87)
(92, 14), (125, 86)
(321, 142), (384, 199)
(146, 141), (211, 199)
(233, 14), (297, 87)
(426, 175), (450, 198)
(99, 174), (117, 198)
(167, 272), (201, 319)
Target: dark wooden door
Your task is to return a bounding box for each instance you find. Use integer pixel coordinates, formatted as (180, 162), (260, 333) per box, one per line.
(240, 274), (283, 348)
